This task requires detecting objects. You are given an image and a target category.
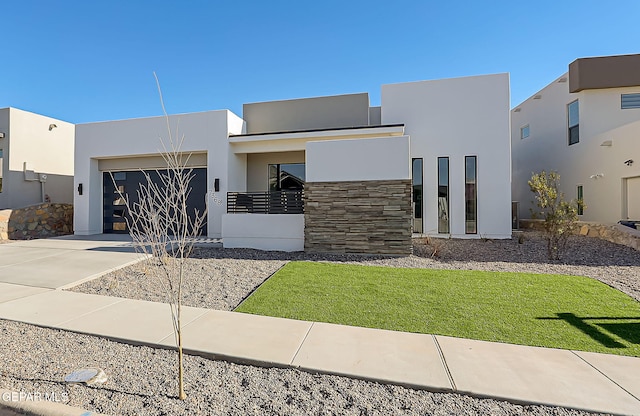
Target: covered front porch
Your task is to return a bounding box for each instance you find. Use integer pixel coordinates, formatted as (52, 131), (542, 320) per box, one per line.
(221, 125), (412, 254)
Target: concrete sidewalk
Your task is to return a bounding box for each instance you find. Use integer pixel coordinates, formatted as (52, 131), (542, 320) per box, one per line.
(0, 235), (140, 289)
(0, 289), (638, 415)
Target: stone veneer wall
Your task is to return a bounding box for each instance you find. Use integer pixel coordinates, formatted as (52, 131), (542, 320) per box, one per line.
(304, 180), (412, 255)
(0, 203), (73, 240)
(520, 219), (640, 252)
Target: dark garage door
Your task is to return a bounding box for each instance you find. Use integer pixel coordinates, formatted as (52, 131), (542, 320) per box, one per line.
(103, 169), (208, 234)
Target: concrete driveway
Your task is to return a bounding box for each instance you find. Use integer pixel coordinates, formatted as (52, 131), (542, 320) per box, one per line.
(0, 234), (140, 293)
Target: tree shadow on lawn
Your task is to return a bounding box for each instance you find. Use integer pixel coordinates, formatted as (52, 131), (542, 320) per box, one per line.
(537, 313), (640, 349)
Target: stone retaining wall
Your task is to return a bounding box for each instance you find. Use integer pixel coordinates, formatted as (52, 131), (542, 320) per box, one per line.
(304, 180), (412, 255)
(0, 203), (73, 240)
(520, 219), (640, 251)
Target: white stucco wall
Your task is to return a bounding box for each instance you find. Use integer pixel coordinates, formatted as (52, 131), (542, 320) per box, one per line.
(382, 74), (512, 238)
(306, 136), (411, 182)
(222, 214), (304, 251)
(0, 108), (74, 209)
(0, 109), (7, 208)
(511, 75), (640, 224)
(74, 110), (239, 237)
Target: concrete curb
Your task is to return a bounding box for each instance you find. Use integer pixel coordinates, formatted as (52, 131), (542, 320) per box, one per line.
(0, 389), (106, 416)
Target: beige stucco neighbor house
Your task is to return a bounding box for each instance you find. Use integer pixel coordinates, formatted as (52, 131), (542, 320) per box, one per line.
(74, 73), (512, 254)
(511, 54), (640, 226)
(0, 108), (75, 210)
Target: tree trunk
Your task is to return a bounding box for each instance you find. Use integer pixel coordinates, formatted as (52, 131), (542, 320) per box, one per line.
(178, 329), (186, 400)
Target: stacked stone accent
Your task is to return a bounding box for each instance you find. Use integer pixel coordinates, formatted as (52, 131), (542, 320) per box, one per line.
(520, 219), (640, 252)
(304, 180), (412, 255)
(0, 203), (73, 240)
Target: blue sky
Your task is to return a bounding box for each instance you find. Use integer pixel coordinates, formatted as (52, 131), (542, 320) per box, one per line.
(2, 1), (639, 124)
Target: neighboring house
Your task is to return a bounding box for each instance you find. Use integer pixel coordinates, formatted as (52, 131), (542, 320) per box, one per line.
(511, 54), (640, 225)
(74, 73), (512, 254)
(0, 108), (75, 210)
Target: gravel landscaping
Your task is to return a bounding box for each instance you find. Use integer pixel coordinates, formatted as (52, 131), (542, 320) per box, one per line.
(71, 231), (640, 308)
(3, 230), (637, 415)
(0, 320), (599, 416)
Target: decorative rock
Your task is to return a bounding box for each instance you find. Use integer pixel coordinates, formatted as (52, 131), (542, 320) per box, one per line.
(0, 203), (73, 240)
(520, 219), (640, 252)
(64, 367), (108, 385)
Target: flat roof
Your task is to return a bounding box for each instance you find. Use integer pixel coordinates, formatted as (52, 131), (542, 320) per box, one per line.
(230, 123), (405, 138)
(569, 54), (640, 93)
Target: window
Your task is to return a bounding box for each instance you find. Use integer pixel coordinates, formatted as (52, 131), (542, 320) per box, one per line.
(622, 93), (640, 109)
(465, 156), (477, 234)
(268, 163), (305, 191)
(568, 100), (579, 145)
(0, 148), (3, 193)
(412, 158), (423, 233)
(577, 185), (584, 216)
(520, 124), (530, 139)
(437, 157), (449, 234)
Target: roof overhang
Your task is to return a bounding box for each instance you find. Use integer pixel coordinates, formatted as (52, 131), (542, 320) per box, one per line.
(229, 124), (405, 154)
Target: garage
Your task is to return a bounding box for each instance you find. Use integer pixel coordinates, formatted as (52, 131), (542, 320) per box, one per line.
(103, 168), (208, 234)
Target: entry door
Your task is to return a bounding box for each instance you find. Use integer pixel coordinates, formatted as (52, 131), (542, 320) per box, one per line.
(103, 172), (129, 233)
(628, 177), (640, 220)
(103, 169), (208, 234)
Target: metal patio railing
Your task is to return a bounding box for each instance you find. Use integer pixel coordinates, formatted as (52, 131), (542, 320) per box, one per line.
(226, 190), (304, 214)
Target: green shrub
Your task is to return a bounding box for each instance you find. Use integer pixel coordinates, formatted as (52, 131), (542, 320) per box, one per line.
(529, 171), (585, 260)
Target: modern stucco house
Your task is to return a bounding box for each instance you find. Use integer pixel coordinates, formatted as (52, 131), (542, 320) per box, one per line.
(74, 73), (512, 254)
(511, 54), (640, 225)
(0, 108), (75, 210)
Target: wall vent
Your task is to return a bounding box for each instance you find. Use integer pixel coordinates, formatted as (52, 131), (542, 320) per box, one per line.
(622, 93), (640, 109)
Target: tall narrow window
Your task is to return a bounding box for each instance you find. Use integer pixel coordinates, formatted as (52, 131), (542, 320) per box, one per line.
(577, 185), (584, 216)
(437, 157), (449, 234)
(465, 156), (477, 234)
(520, 124), (530, 139)
(412, 158), (423, 233)
(568, 100), (579, 145)
(0, 148), (3, 193)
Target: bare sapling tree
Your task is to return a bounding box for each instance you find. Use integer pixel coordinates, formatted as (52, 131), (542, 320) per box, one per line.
(112, 73), (206, 400)
(528, 170), (584, 261)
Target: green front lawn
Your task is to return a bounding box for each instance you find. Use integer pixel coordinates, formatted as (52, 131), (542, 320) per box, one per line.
(235, 262), (640, 356)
